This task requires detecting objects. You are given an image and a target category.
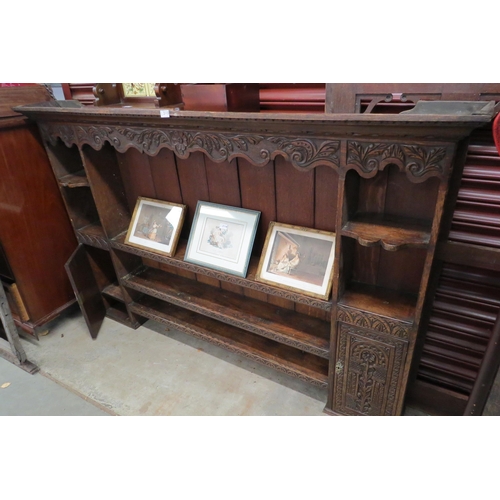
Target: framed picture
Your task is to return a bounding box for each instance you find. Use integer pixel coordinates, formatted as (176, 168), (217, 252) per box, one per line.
(256, 222), (336, 300)
(125, 197), (186, 257)
(185, 201), (260, 278)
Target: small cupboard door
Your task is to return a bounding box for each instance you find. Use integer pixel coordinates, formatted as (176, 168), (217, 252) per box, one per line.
(333, 322), (409, 416)
(65, 244), (106, 339)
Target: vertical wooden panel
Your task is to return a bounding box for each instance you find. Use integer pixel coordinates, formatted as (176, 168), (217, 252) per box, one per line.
(205, 158), (241, 206)
(377, 247), (427, 295)
(275, 156), (315, 227)
(197, 274), (221, 288)
(315, 166), (338, 232)
(176, 152), (210, 237)
(149, 149), (183, 204)
(116, 149), (156, 212)
(358, 168), (389, 214)
(238, 158), (277, 254)
(83, 144), (130, 239)
(384, 166), (439, 221)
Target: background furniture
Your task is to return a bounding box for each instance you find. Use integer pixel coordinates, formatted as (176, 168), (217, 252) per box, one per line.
(16, 100), (493, 415)
(0, 85), (77, 337)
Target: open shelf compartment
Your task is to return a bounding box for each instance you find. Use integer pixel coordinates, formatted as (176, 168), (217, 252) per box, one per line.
(111, 231), (333, 313)
(130, 294), (329, 387)
(122, 265), (330, 358)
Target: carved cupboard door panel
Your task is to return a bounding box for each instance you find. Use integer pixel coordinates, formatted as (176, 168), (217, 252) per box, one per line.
(334, 323), (409, 416)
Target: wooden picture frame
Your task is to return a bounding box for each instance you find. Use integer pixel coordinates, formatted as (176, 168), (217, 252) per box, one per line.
(256, 222), (336, 300)
(185, 201), (260, 278)
(125, 197), (186, 257)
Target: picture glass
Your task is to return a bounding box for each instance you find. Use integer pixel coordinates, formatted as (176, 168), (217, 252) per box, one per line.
(125, 198), (186, 256)
(258, 223), (336, 299)
(185, 202), (260, 277)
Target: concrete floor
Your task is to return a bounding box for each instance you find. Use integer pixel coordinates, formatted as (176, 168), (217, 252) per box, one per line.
(6, 305), (329, 416)
(1, 306), (427, 416)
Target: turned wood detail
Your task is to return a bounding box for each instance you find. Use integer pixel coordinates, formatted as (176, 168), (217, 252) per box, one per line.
(346, 141), (453, 182)
(39, 122), (341, 170)
(111, 239), (332, 311)
(337, 305), (411, 339)
(123, 279), (329, 358)
(334, 324), (407, 415)
(130, 303), (328, 387)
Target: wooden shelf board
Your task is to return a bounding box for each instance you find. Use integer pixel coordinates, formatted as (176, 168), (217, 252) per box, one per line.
(58, 170), (89, 188)
(342, 214), (431, 251)
(105, 305), (131, 325)
(102, 283), (125, 302)
(123, 266), (330, 358)
(111, 231), (332, 312)
(130, 295), (329, 387)
(76, 223), (109, 249)
(339, 282), (417, 324)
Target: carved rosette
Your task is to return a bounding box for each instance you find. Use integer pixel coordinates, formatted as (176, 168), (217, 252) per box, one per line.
(123, 279), (329, 358)
(334, 324), (407, 416)
(337, 306), (411, 339)
(346, 141), (451, 182)
(130, 303), (328, 388)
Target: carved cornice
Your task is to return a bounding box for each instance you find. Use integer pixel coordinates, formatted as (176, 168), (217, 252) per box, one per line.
(130, 302), (328, 388)
(40, 122), (340, 171)
(111, 239), (332, 312)
(123, 278), (329, 359)
(337, 306), (411, 339)
(346, 141), (451, 182)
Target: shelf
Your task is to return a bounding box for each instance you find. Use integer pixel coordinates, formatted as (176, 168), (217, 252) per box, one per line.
(102, 283), (125, 303)
(339, 282), (416, 324)
(111, 232), (332, 312)
(341, 214), (431, 251)
(130, 295), (329, 387)
(58, 170), (89, 188)
(123, 266), (330, 358)
(105, 305), (132, 326)
(76, 223), (108, 249)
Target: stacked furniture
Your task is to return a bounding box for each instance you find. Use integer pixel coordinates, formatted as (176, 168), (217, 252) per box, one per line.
(15, 100), (494, 415)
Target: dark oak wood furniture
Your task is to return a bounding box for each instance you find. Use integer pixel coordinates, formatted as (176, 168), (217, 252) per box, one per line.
(15, 101), (494, 415)
(325, 84), (500, 415)
(0, 86), (77, 336)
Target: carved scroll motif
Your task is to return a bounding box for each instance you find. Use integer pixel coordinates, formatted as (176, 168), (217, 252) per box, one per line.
(337, 306), (411, 339)
(334, 324), (407, 416)
(39, 124), (340, 170)
(347, 141), (450, 182)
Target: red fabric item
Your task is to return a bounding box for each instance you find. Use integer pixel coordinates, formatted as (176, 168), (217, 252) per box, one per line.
(494, 112), (500, 156)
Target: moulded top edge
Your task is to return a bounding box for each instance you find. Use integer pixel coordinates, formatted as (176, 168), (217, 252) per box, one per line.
(12, 100), (496, 126)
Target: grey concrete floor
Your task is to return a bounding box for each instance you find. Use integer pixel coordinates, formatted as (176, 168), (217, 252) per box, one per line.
(2, 306), (427, 416)
(12, 306), (329, 416)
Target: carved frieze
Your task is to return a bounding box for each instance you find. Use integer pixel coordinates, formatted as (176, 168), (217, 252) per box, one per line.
(42, 122), (340, 171)
(334, 323), (408, 416)
(346, 141), (451, 182)
(39, 122), (76, 148)
(337, 306), (411, 339)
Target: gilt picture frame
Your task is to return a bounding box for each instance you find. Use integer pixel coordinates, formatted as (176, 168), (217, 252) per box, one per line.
(256, 222), (336, 300)
(185, 201), (260, 278)
(125, 197), (186, 257)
